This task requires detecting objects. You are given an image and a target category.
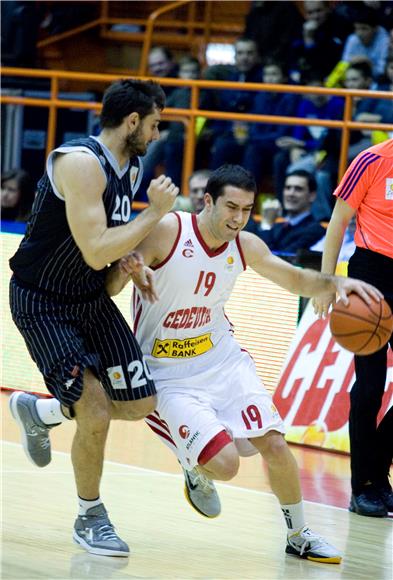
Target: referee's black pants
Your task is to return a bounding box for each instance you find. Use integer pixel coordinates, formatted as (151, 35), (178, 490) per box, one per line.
(348, 248), (393, 495)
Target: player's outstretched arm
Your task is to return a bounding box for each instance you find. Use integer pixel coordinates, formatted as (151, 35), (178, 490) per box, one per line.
(55, 153), (179, 270)
(240, 231), (383, 312)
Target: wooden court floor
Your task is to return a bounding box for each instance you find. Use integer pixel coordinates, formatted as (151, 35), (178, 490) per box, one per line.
(1, 392), (392, 580)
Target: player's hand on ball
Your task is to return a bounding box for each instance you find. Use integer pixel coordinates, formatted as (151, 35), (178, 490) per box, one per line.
(334, 277), (383, 307)
(312, 293), (336, 319)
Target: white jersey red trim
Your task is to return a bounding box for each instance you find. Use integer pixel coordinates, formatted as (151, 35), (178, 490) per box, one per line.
(133, 211), (247, 381)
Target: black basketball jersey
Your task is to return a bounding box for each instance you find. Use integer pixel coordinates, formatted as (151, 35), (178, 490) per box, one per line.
(10, 136), (143, 297)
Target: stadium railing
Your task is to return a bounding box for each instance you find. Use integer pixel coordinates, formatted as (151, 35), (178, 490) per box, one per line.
(1, 66), (392, 205)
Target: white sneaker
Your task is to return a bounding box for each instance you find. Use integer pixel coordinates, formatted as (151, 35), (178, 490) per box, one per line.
(286, 526), (342, 564)
(183, 467), (221, 518)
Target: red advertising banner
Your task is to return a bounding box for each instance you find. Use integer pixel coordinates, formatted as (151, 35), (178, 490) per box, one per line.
(273, 301), (393, 452)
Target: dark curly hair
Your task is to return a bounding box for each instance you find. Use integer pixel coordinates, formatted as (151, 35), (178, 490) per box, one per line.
(100, 79), (166, 129)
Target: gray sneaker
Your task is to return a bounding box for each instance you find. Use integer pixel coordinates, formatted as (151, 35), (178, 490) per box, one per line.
(73, 504), (130, 557)
(286, 526), (342, 564)
(9, 391), (54, 467)
(183, 467), (221, 518)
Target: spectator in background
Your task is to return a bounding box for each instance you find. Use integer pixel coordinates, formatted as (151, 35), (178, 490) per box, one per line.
(141, 56), (203, 190)
(138, 47), (180, 199)
(208, 59), (297, 186)
(207, 38), (263, 169)
(310, 215), (356, 262)
(245, 197), (283, 235)
(241, 60), (299, 189)
(257, 170), (325, 254)
(1, 1), (38, 67)
(187, 169), (211, 213)
(244, 1), (303, 65)
(273, 70), (344, 219)
(343, 61), (393, 160)
(289, 0), (352, 82)
(1, 169), (35, 222)
(160, 57), (202, 186)
(336, 1), (393, 33)
(148, 46), (179, 89)
(389, 28), (393, 59)
(377, 54), (393, 91)
(341, 6), (390, 79)
(172, 169), (212, 213)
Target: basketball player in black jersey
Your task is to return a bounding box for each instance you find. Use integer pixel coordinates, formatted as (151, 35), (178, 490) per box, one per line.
(8, 79), (179, 557)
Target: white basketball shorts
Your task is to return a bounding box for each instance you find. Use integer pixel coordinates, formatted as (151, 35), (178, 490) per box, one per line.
(145, 349), (286, 469)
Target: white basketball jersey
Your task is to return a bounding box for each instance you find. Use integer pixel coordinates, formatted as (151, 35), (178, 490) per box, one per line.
(134, 211), (247, 380)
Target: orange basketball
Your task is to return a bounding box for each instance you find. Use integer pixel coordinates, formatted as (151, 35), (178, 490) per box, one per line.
(330, 294), (393, 355)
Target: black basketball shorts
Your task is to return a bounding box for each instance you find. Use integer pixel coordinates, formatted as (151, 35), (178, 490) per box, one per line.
(9, 277), (156, 406)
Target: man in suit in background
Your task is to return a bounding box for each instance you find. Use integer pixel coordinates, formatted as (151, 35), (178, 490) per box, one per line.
(259, 170), (325, 254)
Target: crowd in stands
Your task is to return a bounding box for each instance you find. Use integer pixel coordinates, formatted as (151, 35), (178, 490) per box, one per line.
(2, 0), (393, 258)
(139, 0), (392, 259)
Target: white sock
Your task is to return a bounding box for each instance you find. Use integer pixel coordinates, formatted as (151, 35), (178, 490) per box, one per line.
(35, 398), (68, 425)
(78, 496), (102, 516)
(281, 501), (306, 533)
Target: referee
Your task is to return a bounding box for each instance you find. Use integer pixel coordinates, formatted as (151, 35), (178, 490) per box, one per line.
(313, 138), (393, 517)
(8, 79), (179, 556)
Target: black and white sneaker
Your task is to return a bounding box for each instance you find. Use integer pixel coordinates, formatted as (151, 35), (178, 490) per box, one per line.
(286, 526), (342, 564)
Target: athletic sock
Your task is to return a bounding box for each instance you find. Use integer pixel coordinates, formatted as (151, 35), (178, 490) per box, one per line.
(78, 496), (102, 516)
(35, 397), (68, 425)
(281, 501), (306, 533)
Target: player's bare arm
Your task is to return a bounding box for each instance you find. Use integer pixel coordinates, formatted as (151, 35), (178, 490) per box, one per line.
(132, 212), (180, 267)
(54, 152), (179, 270)
(312, 199), (356, 317)
(240, 231), (383, 306)
(105, 253), (159, 303)
(105, 213), (179, 297)
(105, 251), (143, 296)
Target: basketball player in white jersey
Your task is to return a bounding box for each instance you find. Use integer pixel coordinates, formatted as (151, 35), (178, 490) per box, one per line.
(107, 165), (382, 564)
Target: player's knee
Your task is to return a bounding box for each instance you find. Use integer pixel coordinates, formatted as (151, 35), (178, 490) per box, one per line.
(201, 444), (240, 481)
(74, 376), (111, 434)
(75, 406), (111, 438)
(116, 396), (157, 420)
(257, 432), (289, 465)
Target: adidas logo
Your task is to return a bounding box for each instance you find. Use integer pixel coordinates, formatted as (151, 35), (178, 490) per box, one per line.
(184, 239), (194, 248)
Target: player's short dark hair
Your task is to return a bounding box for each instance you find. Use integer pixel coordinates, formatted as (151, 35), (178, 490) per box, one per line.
(285, 169), (317, 193)
(100, 79), (166, 128)
(206, 165), (257, 203)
